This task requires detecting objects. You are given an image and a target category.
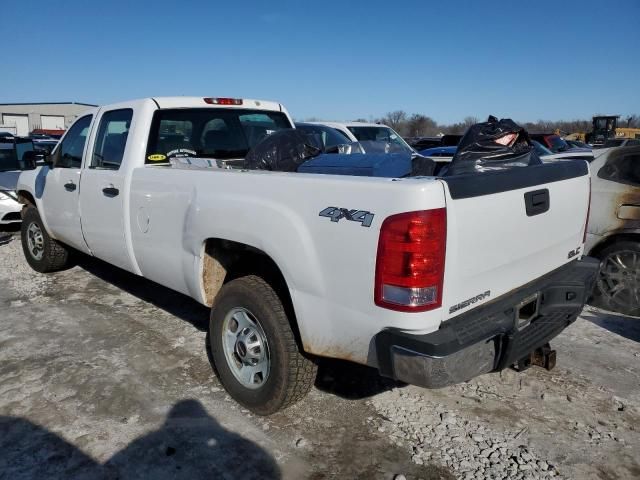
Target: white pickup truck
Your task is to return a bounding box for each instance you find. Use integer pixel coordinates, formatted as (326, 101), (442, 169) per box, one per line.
(17, 97), (598, 414)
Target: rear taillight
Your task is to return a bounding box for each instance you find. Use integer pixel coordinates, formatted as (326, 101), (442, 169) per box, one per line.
(583, 178), (591, 244)
(375, 208), (446, 312)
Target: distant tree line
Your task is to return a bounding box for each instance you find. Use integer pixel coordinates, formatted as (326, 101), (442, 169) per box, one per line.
(320, 111), (640, 137)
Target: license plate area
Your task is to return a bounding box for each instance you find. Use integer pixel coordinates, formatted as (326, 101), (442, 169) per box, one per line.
(515, 293), (540, 330)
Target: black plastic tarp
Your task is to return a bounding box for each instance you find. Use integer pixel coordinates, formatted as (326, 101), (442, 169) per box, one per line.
(445, 116), (542, 176)
(244, 129), (322, 172)
(245, 128), (436, 177)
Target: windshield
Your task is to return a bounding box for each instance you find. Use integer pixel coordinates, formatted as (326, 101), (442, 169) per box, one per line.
(295, 124), (350, 150)
(546, 135), (569, 152)
(146, 108), (292, 162)
(346, 126), (414, 153)
(532, 141), (553, 156)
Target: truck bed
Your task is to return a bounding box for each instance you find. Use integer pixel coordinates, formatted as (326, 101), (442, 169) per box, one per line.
(127, 159), (590, 365)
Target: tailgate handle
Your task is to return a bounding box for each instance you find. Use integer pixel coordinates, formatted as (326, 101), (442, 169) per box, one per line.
(524, 189), (550, 216)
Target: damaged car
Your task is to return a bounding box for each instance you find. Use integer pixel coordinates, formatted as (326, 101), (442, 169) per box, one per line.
(586, 146), (640, 316)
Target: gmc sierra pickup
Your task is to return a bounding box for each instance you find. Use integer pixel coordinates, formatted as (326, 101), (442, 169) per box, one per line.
(17, 97), (598, 414)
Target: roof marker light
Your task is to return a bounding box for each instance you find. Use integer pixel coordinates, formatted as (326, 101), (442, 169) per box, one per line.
(204, 98), (243, 105)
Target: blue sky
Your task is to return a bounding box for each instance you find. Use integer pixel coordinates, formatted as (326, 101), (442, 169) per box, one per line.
(3, 0), (639, 124)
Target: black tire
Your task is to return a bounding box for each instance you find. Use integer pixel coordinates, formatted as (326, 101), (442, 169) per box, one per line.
(20, 206), (72, 273)
(591, 240), (640, 317)
(209, 275), (317, 415)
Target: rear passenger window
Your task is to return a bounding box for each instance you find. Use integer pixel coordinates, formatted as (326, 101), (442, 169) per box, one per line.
(91, 109), (133, 170)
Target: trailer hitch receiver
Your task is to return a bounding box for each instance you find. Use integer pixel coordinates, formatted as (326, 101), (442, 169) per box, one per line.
(513, 343), (556, 372)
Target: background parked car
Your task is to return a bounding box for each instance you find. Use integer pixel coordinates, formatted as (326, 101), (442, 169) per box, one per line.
(407, 136), (441, 151)
(0, 137), (35, 225)
(533, 141), (594, 162)
(294, 122), (351, 151)
(306, 121), (418, 154)
(417, 145), (457, 162)
(531, 133), (591, 153)
(439, 134), (462, 147)
(565, 139), (591, 149)
(585, 145), (640, 316)
(29, 133), (54, 141)
(600, 138), (640, 148)
(32, 139), (58, 155)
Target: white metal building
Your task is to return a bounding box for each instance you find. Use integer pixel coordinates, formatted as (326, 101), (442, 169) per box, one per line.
(0, 102), (97, 136)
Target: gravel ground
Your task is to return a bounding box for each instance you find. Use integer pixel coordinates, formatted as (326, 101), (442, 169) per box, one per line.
(370, 391), (563, 479)
(366, 312), (640, 480)
(1, 230), (639, 479)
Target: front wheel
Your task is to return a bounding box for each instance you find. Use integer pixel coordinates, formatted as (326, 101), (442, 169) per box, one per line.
(593, 241), (640, 316)
(209, 275), (317, 415)
(20, 206), (72, 273)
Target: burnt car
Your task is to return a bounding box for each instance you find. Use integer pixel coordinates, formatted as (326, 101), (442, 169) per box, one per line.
(586, 146), (640, 316)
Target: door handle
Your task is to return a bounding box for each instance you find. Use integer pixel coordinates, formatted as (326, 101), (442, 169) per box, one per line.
(102, 186), (119, 197)
(64, 182), (76, 192)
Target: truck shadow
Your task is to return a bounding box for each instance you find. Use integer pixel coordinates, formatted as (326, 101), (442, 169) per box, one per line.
(74, 254), (404, 400)
(75, 253), (210, 332)
(0, 399), (280, 480)
(583, 308), (640, 342)
(314, 358), (405, 399)
(0, 223), (20, 233)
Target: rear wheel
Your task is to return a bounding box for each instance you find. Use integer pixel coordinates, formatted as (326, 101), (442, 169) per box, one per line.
(209, 275), (317, 415)
(593, 241), (640, 316)
(20, 206), (72, 273)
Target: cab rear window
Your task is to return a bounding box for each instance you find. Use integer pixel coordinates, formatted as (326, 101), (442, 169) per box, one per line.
(146, 108), (292, 163)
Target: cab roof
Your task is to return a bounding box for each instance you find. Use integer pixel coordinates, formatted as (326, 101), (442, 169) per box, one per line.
(151, 97), (284, 112)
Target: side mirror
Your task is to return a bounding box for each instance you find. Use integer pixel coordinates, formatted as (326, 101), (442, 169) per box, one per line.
(20, 150), (38, 170)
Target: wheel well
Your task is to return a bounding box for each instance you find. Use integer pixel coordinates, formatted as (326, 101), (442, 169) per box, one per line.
(17, 190), (35, 207)
(202, 238), (291, 306)
(588, 233), (640, 259)
(202, 238), (303, 346)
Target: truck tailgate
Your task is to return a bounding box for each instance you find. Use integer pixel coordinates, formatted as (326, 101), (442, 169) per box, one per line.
(439, 161), (590, 321)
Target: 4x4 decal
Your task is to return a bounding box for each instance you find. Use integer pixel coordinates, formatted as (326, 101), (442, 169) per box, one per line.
(319, 207), (375, 227)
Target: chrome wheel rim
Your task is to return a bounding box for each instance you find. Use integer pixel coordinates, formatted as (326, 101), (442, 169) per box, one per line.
(598, 250), (640, 311)
(26, 222), (44, 261)
(222, 307), (270, 389)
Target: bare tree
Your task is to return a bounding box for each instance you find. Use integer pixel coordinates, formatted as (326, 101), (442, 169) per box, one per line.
(380, 111), (408, 134)
(407, 114), (438, 137)
(463, 116), (479, 128)
(624, 115), (640, 128)
(304, 110), (640, 139)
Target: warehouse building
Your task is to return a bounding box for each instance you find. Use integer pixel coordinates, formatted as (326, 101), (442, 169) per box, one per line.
(0, 102), (97, 136)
